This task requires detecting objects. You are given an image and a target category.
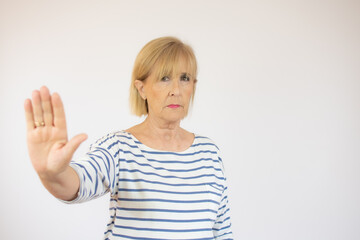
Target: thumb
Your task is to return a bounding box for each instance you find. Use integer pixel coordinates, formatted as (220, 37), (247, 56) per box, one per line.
(63, 133), (88, 160)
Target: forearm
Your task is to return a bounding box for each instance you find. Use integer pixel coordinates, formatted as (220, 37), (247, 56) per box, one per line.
(38, 166), (80, 201)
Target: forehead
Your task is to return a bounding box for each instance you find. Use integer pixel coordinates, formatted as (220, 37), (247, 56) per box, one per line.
(151, 54), (196, 80)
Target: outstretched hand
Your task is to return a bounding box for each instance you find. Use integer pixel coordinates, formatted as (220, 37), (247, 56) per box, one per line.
(24, 86), (87, 181)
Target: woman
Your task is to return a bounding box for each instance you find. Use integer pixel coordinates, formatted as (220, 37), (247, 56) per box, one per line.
(24, 37), (233, 239)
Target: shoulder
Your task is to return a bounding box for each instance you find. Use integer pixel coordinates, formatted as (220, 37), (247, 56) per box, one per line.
(193, 134), (220, 152)
(193, 134), (226, 165)
(87, 130), (141, 160)
(193, 134), (227, 177)
(89, 130), (134, 151)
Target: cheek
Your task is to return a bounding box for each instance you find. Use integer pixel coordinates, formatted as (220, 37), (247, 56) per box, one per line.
(149, 83), (169, 98)
(183, 85), (194, 99)
(153, 81), (170, 90)
(147, 88), (168, 109)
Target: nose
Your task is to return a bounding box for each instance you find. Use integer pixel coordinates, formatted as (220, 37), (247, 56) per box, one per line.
(169, 79), (180, 96)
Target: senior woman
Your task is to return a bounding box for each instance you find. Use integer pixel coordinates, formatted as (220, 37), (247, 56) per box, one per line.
(24, 37), (233, 239)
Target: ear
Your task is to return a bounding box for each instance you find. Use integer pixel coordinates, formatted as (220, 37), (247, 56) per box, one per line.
(134, 80), (146, 100)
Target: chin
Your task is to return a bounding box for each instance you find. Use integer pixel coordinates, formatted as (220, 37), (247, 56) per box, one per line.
(162, 112), (186, 123)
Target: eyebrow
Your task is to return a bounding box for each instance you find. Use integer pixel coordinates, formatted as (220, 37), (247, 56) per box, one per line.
(180, 72), (192, 76)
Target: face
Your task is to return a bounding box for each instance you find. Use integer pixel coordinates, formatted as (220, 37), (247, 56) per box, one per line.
(135, 59), (196, 123)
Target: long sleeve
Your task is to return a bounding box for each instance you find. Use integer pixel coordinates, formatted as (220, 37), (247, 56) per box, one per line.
(213, 183), (234, 239)
(60, 133), (118, 204)
(213, 155), (234, 239)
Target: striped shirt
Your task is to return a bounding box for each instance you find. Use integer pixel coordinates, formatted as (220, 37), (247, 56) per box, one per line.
(64, 130), (233, 239)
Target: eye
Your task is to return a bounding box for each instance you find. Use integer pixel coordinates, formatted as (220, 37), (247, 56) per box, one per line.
(180, 74), (190, 81)
(161, 76), (170, 82)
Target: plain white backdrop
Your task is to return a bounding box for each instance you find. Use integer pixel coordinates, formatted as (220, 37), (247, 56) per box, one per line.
(1, 0), (359, 239)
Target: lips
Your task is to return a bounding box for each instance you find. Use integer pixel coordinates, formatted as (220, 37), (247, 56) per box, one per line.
(167, 104), (181, 109)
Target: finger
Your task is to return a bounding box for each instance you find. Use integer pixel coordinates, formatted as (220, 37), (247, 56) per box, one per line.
(52, 92), (66, 129)
(31, 90), (44, 126)
(63, 134), (88, 160)
(40, 86), (53, 126)
(24, 99), (35, 131)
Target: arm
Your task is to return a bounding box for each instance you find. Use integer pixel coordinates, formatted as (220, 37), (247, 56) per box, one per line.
(24, 86), (87, 201)
(63, 133), (119, 203)
(213, 184), (234, 239)
(213, 154), (234, 239)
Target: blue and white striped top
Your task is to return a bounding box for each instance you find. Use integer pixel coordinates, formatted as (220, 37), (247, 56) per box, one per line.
(66, 130), (233, 240)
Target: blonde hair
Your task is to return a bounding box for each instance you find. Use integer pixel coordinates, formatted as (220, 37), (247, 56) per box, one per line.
(129, 36), (198, 116)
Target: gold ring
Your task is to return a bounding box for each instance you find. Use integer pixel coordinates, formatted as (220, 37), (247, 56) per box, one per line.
(35, 121), (45, 127)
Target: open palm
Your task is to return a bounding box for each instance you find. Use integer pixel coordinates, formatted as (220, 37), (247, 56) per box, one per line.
(24, 86), (87, 180)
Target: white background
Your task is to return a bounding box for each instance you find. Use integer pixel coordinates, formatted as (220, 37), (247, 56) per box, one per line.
(1, 0), (359, 239)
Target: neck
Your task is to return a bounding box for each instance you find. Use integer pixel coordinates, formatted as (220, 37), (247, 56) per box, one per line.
(141, 115), (182, 141)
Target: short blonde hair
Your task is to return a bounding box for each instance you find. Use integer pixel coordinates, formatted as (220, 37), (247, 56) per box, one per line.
(129, 36), (198, 116)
